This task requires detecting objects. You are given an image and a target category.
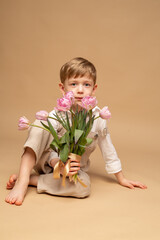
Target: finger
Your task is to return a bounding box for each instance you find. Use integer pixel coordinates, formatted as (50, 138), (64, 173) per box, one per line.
(136, 183), (145, 189)
(70, 167), (80, 172)
(68, 171), (78, 176)
(70, 162), (80, 167)
(139, 184), (147, 189)
(130, 181), (147, 189)
(138, 183), (147, 189)
(70, 158), (80, 163)
(127, 183), (135, 189)
(130, 181), (140, 187)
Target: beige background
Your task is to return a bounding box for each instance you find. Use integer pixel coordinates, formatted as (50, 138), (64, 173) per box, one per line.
(0, 0), (160, 239)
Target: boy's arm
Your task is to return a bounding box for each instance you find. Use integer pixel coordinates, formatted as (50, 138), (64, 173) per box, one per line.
(97, 117), (147, 189)
(97, 118), (122, 174)
(114, 171), (147, 189)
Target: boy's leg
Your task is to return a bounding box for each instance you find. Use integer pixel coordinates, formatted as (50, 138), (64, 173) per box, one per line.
(29, 174), (39, 186)
(37, 170), (91, 198)
(6, 173), (39, 190)
(5, 120), (53, 205)
(23, 119), (53, 174)
(5, 147), (36, 206)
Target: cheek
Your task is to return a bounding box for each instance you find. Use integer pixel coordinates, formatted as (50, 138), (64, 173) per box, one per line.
(86, 88), (94, 96)
(65, 87), (76, 96)
(64, 85), (72, 92)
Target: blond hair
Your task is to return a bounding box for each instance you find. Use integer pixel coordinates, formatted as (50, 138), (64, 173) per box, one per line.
(60, 57), (96, 84)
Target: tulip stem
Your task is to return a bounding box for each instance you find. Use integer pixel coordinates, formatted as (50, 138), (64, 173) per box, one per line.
(30, 124), (50, 133)
(48, 116), (60, 121)
(70, 109), (75, 116)
(94, 116), (100, 120)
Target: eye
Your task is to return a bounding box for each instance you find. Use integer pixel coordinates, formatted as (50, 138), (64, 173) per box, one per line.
(85, 83), (91, 87)
(71, 83), (76, 86)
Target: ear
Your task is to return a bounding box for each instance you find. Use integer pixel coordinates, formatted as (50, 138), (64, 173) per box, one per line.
(92, 84), (98, 96)
(59, 83), (66, 95)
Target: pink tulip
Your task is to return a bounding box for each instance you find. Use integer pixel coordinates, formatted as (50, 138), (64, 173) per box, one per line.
(81, 96), (97, 110)
(18, 116), (30, 130)
(99, 106), (111, 119)
(55, 97), (72, 111)
(36, 110), (49, 121)
(64, 91), (75, 104)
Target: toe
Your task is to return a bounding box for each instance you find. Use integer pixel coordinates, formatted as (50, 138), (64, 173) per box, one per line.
(6, 194), (11, 202)
(6, 175), (17, 189)
(9, 174), (17, 184)
(15, 199), (23, 206)
(9, 176), (14, 183)
(7, 182), (13, 189)
(6, 184), (11, 189)
(10, 174), (17, 183)
(5, 196), (9, 203)
(11, 197), (17, 204)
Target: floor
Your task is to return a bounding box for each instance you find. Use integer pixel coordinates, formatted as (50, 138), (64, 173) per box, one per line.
(1, 121), (160, 240)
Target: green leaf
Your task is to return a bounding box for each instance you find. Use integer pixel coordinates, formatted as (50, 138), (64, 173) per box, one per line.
(70, 142), (74, 153)
(59, 112), (68, 130)
(65, 112), (71, 130)
(59, 131), (70, 145)
(86, 138), (93, 146)
(70, 119), (75, 142)
(74, 129), (84, 144)
(60, 144), (69, 163)
(50, 144), (57, 152)
(78, 147), (85, 156)
(40, 121), (50, 131)
(53, 113), (68, 130)
(50, 139), (60, 150)
(79, 138), (87, 146)
(59, 134), (66, 144)
(47, 120), (60, 144)
(77, 111), (82, 129)
(65, 131), (70, 146)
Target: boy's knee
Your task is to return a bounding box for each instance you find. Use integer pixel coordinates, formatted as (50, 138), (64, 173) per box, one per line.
(74, 171), (91, 198)
(77, 185), (90, 198)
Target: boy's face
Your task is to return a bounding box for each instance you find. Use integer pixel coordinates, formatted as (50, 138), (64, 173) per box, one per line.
(59, 75), (97, 105)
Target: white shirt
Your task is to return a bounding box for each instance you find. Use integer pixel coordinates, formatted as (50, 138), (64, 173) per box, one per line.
(48, 106), (122, 174)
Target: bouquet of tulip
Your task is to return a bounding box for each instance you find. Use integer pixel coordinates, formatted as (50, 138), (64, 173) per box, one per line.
(18, 92), (111, 187)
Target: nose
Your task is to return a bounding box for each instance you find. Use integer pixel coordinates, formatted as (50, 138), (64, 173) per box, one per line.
(77, 84), (83, 93)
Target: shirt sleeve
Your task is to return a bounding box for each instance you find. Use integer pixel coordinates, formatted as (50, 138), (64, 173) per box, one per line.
(47, 151), (59, 166)
(97, 118), (122, 174)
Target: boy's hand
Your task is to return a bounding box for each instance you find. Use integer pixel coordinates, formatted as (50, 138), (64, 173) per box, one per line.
(68, 158), (80, 176)
(114, 171), (147, 189)
(119, 178), (147, 189)
(60, 158), (80, 176)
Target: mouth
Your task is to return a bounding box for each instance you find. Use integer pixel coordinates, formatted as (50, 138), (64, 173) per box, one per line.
(75, 97), (83, 100)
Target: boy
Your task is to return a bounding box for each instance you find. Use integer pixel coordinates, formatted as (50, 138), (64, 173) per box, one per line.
(5, 57), (147, 206)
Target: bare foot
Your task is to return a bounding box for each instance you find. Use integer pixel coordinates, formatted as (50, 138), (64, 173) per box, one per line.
(5, 177), (29, 206)
(6, 174), (17, 189)
(5, 174), (39, 206)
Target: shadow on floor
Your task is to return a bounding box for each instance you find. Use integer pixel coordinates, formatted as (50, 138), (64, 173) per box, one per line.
(89, 170), (117, 184)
